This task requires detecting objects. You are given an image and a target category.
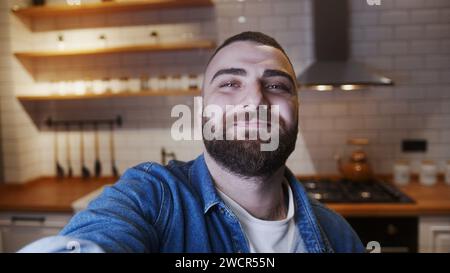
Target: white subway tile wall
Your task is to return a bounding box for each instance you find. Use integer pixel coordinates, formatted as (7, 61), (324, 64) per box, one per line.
(0, 0), (450, 183)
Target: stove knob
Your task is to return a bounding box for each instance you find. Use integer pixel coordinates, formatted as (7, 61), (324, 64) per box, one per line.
(387, 224), (398, 236)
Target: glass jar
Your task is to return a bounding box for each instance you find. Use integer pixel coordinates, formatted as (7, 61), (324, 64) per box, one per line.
(102, 78), (111, 93)
(173, 75), (182, 90)
(393, 160), (410, 186)
(50, 81), (58, 95)
(166, 75), (174, 90)
(119, 77), (128, 93)
(111, 78), (121, 94)
(188, 74), (198, 90)
(73, 80), (85, 95)
(180, 74), (190, 91)
(140, 75), (149, 91)
(420, 160), (437, 186)
(129, 78), (141, 93)
(85, 79), (93, 94)
(93, 79), (103, 94)
(149, 76), (159, 91)
(158, 75), (167, 90)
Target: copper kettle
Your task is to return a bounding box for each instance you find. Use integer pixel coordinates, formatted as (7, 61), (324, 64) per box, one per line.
(335, 138), (373, 182)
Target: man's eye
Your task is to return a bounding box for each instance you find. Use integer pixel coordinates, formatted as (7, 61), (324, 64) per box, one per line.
(266, 83), (289, 91)
(219, 81), (240, 88)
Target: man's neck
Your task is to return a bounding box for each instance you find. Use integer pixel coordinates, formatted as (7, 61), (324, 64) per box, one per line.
(204, 152), (288, 221)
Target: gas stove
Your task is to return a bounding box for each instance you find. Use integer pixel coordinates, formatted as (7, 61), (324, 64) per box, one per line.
(300, 178), (415, 203)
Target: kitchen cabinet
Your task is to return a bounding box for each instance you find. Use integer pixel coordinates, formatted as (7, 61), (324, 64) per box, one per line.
(0, 212), (72, 253)
(419, 216), (450, 253)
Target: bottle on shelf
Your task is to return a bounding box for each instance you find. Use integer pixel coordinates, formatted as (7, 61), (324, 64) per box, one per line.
(85, 78), (93, 94)
(149, 76), (159, 91)
(140, 75), (149, 91)
(111, 78), (121, 94)
(74, 80), (85, 95)
(158, 75), (168, 91)
(103, 78), (112, 93)
(188, 74), (198, 90)
(180, 74), (190, 91)
(93, 79), (103, 95)
(119, 77), (128, 93)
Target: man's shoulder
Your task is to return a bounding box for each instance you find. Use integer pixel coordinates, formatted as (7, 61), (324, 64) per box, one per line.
(121, 158), (195, 186)
(308, 198), (366, 253)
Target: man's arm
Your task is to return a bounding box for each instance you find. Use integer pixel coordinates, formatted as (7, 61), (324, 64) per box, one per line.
(19, 166), (164, 253)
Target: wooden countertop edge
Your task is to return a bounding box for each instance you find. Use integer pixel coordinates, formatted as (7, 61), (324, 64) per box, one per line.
(0, 176), (449, 216)
(327, 204), (450, 217)
(0, 205), (74, 213)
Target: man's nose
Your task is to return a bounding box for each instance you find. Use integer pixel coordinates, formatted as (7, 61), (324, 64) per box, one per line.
(240, 81), (268, 106)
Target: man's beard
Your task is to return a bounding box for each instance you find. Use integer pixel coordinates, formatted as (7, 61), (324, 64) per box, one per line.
(202, 113), (298, 179)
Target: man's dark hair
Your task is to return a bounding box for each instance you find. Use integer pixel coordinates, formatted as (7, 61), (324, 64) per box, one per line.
(206, 31), (293, 68)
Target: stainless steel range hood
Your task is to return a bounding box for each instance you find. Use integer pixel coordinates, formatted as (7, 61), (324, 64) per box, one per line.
(297, 0), (393, 90)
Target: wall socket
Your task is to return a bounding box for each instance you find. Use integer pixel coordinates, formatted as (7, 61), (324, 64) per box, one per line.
(402, 139), (427, 153)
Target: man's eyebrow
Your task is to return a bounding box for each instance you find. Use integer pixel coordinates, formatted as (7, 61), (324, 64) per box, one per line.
(210, 68), (247, 84)
(262, 69), (296, 88)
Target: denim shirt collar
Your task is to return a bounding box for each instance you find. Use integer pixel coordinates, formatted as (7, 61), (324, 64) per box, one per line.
(188, 154), (222, 214)
(188, 154), (333, 253)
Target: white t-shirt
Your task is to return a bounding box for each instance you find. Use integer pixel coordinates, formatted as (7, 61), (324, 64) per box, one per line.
(216, 182), (304, 253)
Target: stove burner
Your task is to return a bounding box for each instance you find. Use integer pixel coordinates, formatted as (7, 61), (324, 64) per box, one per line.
(300, 178), (415, 203)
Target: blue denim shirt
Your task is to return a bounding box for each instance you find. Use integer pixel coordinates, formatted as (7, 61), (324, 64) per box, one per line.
(20, 154), (364, 253)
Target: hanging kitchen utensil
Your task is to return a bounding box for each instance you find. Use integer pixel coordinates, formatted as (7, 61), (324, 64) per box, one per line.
(109, 121), (119, 178)
(54, 125), (65, 179)
(65, 123), (73, 178)
(80, 123), (91, 179)
(94, 122), (102, 178)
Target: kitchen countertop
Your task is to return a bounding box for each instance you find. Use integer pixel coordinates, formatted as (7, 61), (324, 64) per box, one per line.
(0, 175), (449, 216)
(0, 177), (115, 213)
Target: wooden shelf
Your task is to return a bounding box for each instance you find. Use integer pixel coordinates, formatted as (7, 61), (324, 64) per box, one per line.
(14, 40), (215, 59)
(12, 0), (214, 18)
(17, 89), (201, 101)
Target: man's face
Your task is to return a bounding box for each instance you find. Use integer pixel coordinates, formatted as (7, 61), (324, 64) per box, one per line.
(202, 41), (299, 178)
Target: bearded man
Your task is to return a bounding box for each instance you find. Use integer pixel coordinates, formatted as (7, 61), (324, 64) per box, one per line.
(20, 32), (364, 253)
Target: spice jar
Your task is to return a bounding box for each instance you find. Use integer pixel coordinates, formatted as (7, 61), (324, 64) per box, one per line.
(129, 78), (141, 93)
(140, 75), (149, 91)
(110, 78), (121, 94)
(149, 76), (159, 91)
(393, 160), (410, 186)
(188, 74), (198, 90)
(93, 79), (103, 94)
(102, 78), (111, 93)
(420, 160), (437, 186)
(119, 77), (128, 93)
(158, 75), (168, 90)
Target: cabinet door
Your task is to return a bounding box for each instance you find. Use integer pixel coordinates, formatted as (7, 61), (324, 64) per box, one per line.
(0, 212), (72, 253)
(419, 216), (450, 253)
(0, 225), (62, 253)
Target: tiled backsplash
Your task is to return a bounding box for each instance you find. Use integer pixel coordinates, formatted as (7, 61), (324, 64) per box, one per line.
(1, 0), (449, 183)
